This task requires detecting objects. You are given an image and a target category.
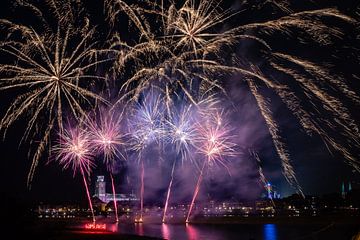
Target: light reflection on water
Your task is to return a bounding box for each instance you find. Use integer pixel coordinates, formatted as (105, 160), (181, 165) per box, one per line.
(263, 224), (277, 240)
(135, 223), (144, 236)
(104, 222), (276, 240)
(185, 224), (199, 240)
(161, 224), (170, 240)
(76, 221), (358, 240)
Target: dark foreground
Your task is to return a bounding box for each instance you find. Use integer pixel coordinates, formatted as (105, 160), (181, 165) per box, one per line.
(7, 216), (360, 240)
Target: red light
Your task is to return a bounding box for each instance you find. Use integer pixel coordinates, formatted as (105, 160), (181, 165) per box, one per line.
(84, 223), (106, 230)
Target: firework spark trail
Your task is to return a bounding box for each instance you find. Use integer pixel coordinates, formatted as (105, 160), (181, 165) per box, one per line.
(88, 111), (126, 169)
(186, 108), (236, 222)
(248, 79), (303, 195)
(53, 127), (96, 221)
(162, 157), (176, 223)
(129, 92), (164, 153)
(110, 173), (119, 222)
(81, 166), (96, 222)
(128, 91), (165, 222)
(87, 110), (126, 222)
(251, 150), (275, 207)
(160, 0), (238, 56)
(186, 160), (206, 223)
(139, 160), (145, 223)
(166, 105), (198, 161)
(105, 0), (234, 107)
(162, 104), (199, 222)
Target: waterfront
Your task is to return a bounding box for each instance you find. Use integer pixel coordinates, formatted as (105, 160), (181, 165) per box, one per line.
(15, 217), (360, 240)
(93, 222), (359, 240)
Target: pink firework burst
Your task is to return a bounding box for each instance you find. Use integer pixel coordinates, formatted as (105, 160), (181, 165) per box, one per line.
(87, 111), (126, 171)
(53, 126), (96, 222)
(195, 110), (236, 168)
(186, 109), (236, 223)
(54, 127), (95, 176)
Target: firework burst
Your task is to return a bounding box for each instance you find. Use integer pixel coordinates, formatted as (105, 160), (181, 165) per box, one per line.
(162, 0), (237, 56)
(166, 105), (198, 162)
(53, 126), (96, 222)
(162, 104), (198, 222)
(87, 108), (126, 222)
(195, 110), (236, 168)
(128, 90), (165, 222)
(0, 0), (108, 186)
(105, 0), (360, 192)
(0, 0), (358, 217)
(88, 110), (126, 171)
(54, 127), (95, 176)
(186, 109), (236, 222)
(129, 91), (165, 153)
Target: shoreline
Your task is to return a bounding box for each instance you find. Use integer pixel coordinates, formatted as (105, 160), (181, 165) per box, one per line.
(29, 214), (360, 225)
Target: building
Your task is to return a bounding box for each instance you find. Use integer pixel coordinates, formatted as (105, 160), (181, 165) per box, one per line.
(93, 175), (138, 204)
(95, 176), (106, 199)
(265, 182), (280, 199)
(341, 181), (353, 199)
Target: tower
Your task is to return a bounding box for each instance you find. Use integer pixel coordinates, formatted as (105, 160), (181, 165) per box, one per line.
(348, 182), (352, 192)
(341, 182), (346, 199)
(95, 176), (106, 202)
(265, 183), (272, 199)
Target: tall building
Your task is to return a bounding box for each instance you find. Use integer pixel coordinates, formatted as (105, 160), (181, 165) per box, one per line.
(264, 182), (281, 199)
(95, 176), (106, 200)
(266, 183), (272, 199)
(341, 182), (346, 199)
(93, 175), (138, 204)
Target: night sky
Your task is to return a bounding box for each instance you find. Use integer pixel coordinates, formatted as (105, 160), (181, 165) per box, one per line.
(0, 0), (360, 207)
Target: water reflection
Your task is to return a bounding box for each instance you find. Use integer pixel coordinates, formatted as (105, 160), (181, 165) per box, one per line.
(161, 224), (170, 240)
(186, 224), (199, 240)
(263, 224), (277, 240)
(109, 222), (119, 233)
(75, 221), (356, 240)
(135, 223), (144, 236)
(105, 222), (278, 240)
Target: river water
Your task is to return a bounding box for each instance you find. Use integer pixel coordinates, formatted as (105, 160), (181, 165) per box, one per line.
(99, 222), (359, 240)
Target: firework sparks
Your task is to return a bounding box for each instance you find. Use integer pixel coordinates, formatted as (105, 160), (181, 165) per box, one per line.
(161, 0), (237, 56)
(0, 0), (359, 219)
(128, 90), (165, 222)
(166, 105), (198, 162)
(110, 173), (119, 222)
(53, 127), (96, 222)
(88, 110), (126, 170)
(139, 160), (145, 223)
(186, 109), (236, 222)
(129, 93), (164, 153)
(162, 104), (197, 222)
(195, 110), (236, 168)
(0, 0), (108, 187)
(105, 0), (360, 190)
(87, 109), (126, 222)
(186, 160), (206, 224)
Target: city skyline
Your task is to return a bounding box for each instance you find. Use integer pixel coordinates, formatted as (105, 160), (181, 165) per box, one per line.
(0, 0), (360, 239)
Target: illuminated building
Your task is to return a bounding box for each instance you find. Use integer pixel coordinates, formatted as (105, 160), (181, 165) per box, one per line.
(265, 183), (272, 199)
(341, 181), (353, 199)
(265, 182), (280, 199)
(93, 175), (138, 203)
(95, 176), (106, 200)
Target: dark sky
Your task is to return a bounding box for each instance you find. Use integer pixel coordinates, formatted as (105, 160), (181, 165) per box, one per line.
(0, 0), (360, 206)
